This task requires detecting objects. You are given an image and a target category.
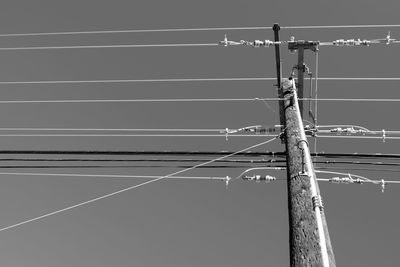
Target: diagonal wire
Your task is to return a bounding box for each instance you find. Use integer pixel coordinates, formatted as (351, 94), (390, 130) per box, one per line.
(0, 136), (279, 233)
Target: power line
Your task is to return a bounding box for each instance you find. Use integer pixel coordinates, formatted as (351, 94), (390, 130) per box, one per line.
(0, 77), (276, 85)
(0, 25), (398, 38)
(0, 134), (277, 137)
(0, 128), (222, 132)
(0, 172), (225, 180)
(1, 97), (400, 105)
(282, 24), (400, 29)
(0, 98), (280, 104)
(2, 150), (400, 159)
(0, 43), (218, 51)
(0, 26), (273, 37)
(316, 135), (400, 140)
(0, 77), (399, 85)
(0, 136), (279, 233)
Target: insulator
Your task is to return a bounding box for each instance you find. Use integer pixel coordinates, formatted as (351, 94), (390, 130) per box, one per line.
(330, 127), (343, 133)
(329, 177), (352, 184)
(263, 40), (274, 47)
(346, 39), (356, 46)
(242, 175), (276, 183)
(353, 178), (364, 184)
(333, 39), (345, 46)
(360, 39), (371, 46)
(253, 40), (264, 47)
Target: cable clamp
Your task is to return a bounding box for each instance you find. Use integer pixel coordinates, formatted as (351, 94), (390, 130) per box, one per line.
(312, 195), (324, 211)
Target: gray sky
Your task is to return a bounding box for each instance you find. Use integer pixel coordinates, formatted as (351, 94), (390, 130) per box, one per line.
(0, 0), (399, 266)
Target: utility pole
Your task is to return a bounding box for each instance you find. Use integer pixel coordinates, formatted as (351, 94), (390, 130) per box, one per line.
(282, 33), (336, 266)
(220, 25), (398, 266)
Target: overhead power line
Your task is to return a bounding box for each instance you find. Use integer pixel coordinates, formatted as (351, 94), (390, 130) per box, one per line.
(0, 136), (279, 232)
(0, 26), (273, 37)
(0, 43), (218, 51)
(0, 77), (397, 85)
(0, 98), (398, 105)
(0, 128), (222, 132)
(0, 172), (226, 180)
(0, 24), (398, 38)
(0, 98), (281, 104)
(282, 24), (400, 29)
(2, 150), (400, 159)
(0, 134), (277, 137)
(0, 78), (275, 85)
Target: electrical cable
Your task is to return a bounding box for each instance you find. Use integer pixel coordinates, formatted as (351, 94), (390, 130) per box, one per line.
(282, 24), (400, 29)
(1, 97), (400, 104)
(0, 128), (222, 132)
(0, 98), (281, 104)
(0, 136), (279, 232)
(316, 135), (400, 140)
(0, 43), (218, 51)
(0, 77), (399, 85)
(0, 26), (273, 37)
(0, 24), (398, 38)
(0, 172), (226, 180)
(0, 134), (277, 137)
(0, 77), (276, 85)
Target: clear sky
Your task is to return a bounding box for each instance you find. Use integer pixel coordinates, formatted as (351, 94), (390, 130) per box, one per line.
(0, 0), (399, 266)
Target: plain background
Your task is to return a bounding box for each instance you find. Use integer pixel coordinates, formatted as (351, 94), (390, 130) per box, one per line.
(0, 0), (399, 266)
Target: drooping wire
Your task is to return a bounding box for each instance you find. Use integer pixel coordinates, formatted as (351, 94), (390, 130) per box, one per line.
(0, 136), (279, 233)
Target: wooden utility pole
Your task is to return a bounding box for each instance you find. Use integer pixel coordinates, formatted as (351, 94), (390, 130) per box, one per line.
(273, 25), (336, 266)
